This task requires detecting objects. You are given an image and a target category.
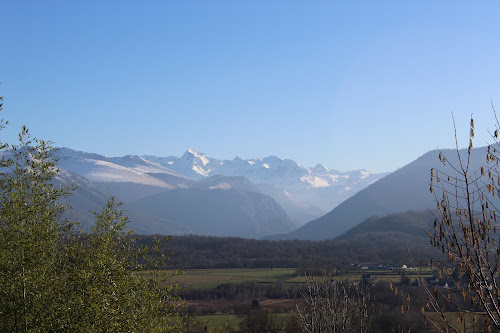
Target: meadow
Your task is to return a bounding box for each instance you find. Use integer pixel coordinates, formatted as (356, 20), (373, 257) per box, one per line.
(171, 267), (435, 289)
(171, 266), (438, 331)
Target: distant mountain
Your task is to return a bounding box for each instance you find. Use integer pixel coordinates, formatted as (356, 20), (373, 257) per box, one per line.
(267, 146), (487, 240)
(192, 175), (324, 224)
(52, 169), (191, 235)
(145, 148), (388, 217)
(52, 147), (386, 227)
(54, 148), (190, 202)
(51, 147), (389, 237)
(50, 148), (301, 237)
(53, 169), (113, 224)
(197, 174), (256, 191)
(129, 188), (295, 238)
(253, 183), (325, 226)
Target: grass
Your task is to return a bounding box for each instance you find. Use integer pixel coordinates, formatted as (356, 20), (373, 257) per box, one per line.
(194, 315), (243, 331)
(193, 312), (295, 331)
(165, 267), (436, 289)
(169, 268), (296, 289)
(289, 268), (434, 284)
(426, 312), (488, 332)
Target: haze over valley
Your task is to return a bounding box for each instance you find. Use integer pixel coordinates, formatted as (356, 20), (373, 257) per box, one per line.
(46, 144), (490, 242)
(51, 147), (387, 238)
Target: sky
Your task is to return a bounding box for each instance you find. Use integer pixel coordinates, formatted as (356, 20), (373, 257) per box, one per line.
(1, 1), (500, 173)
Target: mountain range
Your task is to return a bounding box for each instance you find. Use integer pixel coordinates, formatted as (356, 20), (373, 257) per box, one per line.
(49, 145), (488, 241)
(144, 148), (386, 214)
(50, 147), (387, 238)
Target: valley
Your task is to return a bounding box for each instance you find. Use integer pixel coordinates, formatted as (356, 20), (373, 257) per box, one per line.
(52, 145), (491, 243)
(3, 2), (497, 331)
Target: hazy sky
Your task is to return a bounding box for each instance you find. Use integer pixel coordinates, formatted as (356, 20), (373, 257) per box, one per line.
(1, 1), (500, 173)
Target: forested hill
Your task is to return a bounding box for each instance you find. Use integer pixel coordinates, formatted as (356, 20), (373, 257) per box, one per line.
(140, 210), (440, 269)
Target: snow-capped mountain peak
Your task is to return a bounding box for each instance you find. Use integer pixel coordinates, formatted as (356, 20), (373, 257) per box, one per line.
(145, 148), (389, 212)
(313, 163), (330, 172)
(171, 148), (215, 179)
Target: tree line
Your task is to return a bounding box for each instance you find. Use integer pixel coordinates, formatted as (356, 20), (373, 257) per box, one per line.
(137, 233), (437, 270)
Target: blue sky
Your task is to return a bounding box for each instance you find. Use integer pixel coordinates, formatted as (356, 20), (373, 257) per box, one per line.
(1, 1), (500, 173)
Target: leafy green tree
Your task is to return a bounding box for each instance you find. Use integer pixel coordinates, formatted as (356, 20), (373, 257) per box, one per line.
(0, 124), (72, 330)
(0, 96), (181, 332)
(55, 199), (182, 332)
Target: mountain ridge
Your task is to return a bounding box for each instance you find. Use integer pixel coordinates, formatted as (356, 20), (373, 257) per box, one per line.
(144, 148), (389, 214)
(265, 146), (489, 240)
(54, 147), (387, 227)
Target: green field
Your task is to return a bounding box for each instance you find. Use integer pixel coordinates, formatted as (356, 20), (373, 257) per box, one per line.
(193, 313), (294, 331)
(194, 315), (242, 331)
(168, 267), (435, 289)
(169, 268), (296, 289)
(172, 267), (441, 332)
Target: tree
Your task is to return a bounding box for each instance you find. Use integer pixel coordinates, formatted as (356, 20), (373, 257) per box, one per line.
(409, 113), (500, 332)
(0, 120), (73, 330)
(296, 268), (373, 333)
(58, 199), (182, 332)
(239, 308), (296, 333)
(0, 96), (181, 332)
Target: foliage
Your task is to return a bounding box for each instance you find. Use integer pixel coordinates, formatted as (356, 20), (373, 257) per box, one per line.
(151, 225), (435, 270)
(239, 310), (300, 333)
(0, 97), (181, 332)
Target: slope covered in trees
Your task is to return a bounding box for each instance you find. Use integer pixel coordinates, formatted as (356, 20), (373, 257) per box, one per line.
(145, 210), (440, 270)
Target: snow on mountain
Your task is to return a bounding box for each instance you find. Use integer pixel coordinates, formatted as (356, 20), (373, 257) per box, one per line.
(54, 148), (179, 188)
(313, 163), (330, 172)
(146, 148), (389, 212)
(158, 148), (382, 191)
(54, 147), (107, 161)
(108, 155), (186, 177)
(52, 147), (387, 225)
(145, 149), (219, 180)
